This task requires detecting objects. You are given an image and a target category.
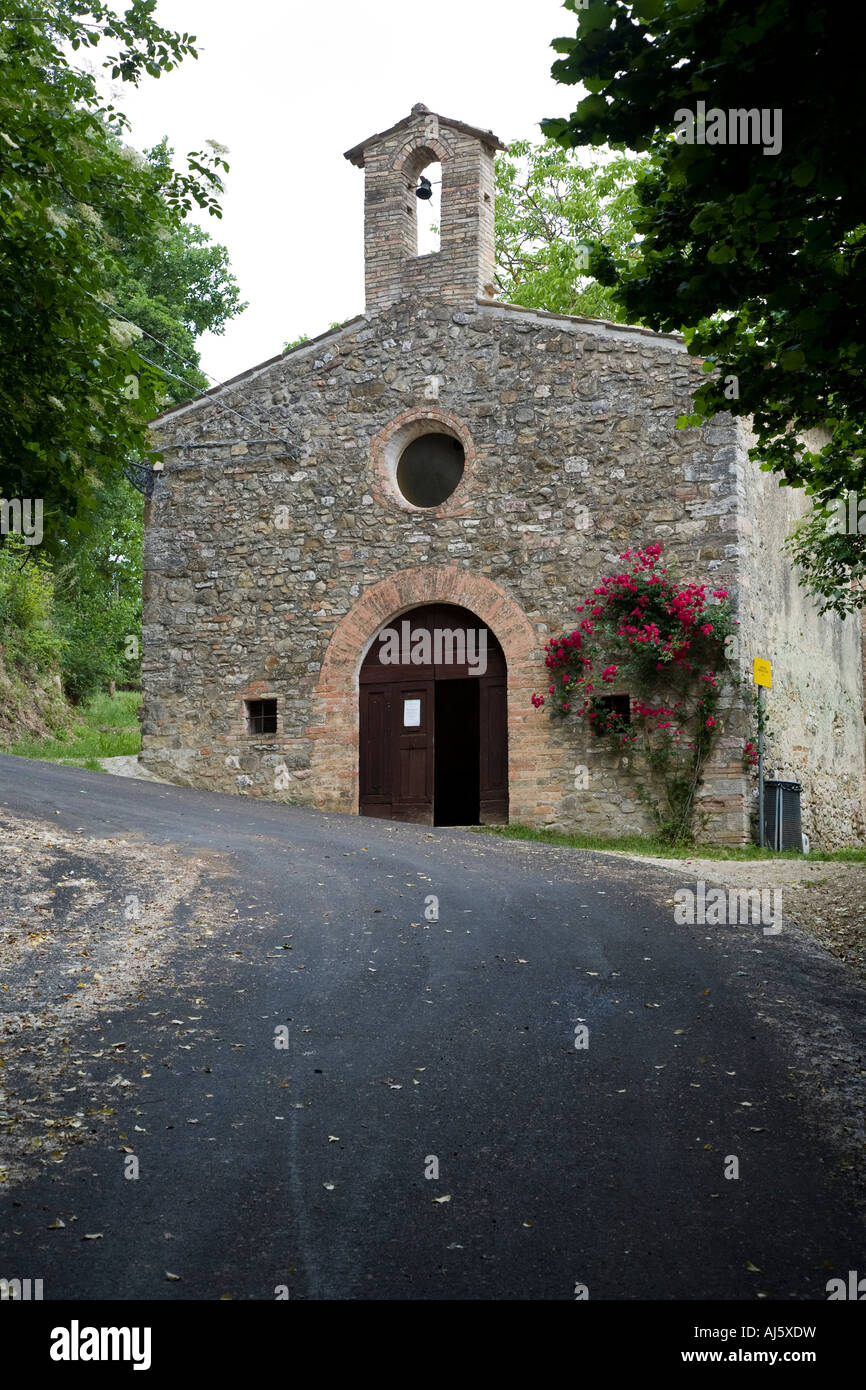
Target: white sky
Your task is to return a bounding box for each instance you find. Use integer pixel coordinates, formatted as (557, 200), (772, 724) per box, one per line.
(116, 0), (577, 386)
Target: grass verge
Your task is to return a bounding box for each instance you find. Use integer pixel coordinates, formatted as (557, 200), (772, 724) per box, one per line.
(471, 822), (866, 863)
(3, 691), (142, 771)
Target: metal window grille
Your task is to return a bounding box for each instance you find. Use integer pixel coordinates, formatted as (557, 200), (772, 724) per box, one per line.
(246, 699), (277, 735)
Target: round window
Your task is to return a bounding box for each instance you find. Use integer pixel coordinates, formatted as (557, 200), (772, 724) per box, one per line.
(396, 433), (465, 508)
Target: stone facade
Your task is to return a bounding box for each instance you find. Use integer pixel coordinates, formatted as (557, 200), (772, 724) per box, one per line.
(140, 105), (865, 848)
(736, 426), (866, 847)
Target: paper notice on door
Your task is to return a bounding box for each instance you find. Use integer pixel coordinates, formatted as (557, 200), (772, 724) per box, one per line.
(403, 698), (421, 728)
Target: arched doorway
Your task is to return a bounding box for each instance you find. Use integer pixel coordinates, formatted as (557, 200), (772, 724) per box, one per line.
(359, 603), (508, 826)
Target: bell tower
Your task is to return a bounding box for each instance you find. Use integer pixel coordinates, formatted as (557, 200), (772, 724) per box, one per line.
(344, 103), (506, 312)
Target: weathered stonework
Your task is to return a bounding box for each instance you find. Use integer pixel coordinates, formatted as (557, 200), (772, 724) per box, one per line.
(140, 106), (865, 848)
(344, 103), (504, 311)
(735, 426), (866, 847)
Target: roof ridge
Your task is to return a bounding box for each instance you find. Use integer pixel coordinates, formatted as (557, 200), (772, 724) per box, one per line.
(149, 313), (367, 425)
(344, 106), (507, 167)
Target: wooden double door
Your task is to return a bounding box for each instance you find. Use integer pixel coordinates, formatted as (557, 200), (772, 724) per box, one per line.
(359, 604), (508, 826)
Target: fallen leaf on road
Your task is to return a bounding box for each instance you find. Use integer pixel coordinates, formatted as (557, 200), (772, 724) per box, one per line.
(745, 1261), (761, 1273)
(47, 1218), (65, 1229)
(83, 1233), (103, 1240)
(165, 1272), (181, 1281)
(432, 1195), (451, 1204)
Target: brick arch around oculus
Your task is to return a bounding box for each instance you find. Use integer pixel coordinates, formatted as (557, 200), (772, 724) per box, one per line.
(307, 565), (545, 818)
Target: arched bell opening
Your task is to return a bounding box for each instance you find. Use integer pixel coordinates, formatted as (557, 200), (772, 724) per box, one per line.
(413, 159), (441, 256)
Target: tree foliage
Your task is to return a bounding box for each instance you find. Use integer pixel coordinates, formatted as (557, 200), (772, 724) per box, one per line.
(0, 0), (229, 545)
(494, 138), (648, 322)
(52, 474), (144, 701)
(105, 141), (246, 407)
(0, 533), (63, 673)
(0, 477), (144, 702)
(542, 0), (866, 612)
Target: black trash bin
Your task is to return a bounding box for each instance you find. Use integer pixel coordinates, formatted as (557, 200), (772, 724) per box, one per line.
(763, 779), (803, 851)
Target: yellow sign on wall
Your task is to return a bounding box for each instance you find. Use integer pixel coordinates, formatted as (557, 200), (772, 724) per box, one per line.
(753, 657), (772, 688)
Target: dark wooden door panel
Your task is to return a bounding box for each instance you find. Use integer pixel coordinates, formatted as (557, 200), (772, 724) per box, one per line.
(479, 679), (509, 823)
(359, 604), (505, 683)
(359, 605), (509, 827)
(359, 685), (392, 815)
(391, 682), (434, 823)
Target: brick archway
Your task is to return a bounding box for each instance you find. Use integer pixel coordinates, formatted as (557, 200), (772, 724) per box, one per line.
(393, 136), (452, 175)
(308, 566), (542, 817)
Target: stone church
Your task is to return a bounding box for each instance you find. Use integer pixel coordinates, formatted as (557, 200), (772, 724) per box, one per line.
(140, 104), (866, 848)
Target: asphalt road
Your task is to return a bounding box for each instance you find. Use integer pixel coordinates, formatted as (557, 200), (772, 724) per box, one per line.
(1, 754), (863, 1301)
